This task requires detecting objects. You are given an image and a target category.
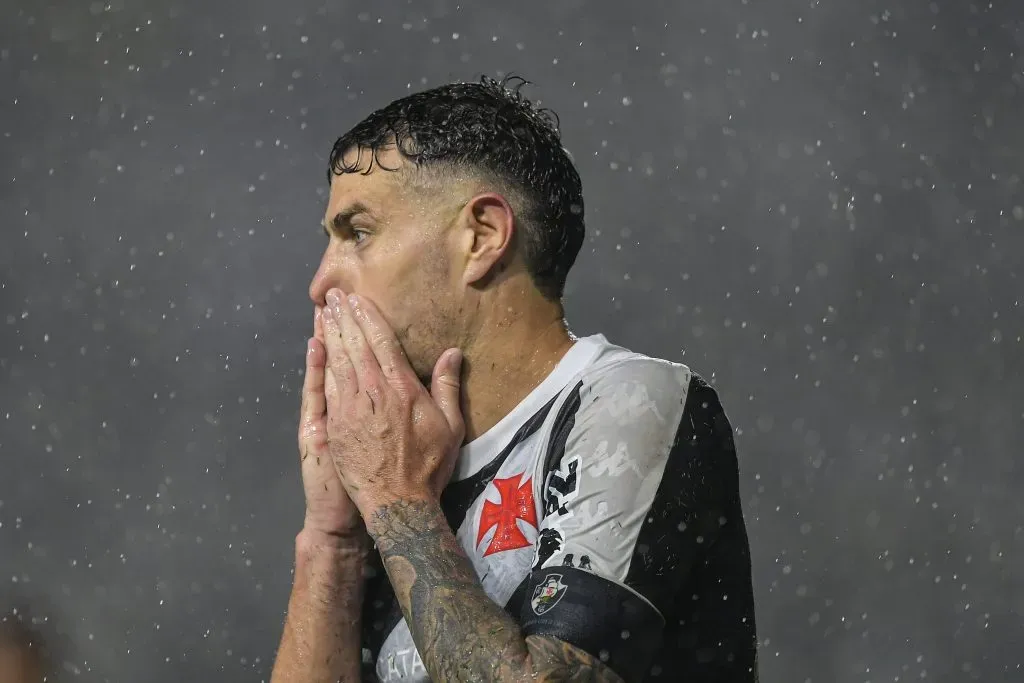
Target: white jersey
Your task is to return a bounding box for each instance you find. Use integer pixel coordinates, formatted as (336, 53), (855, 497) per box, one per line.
(362, 334), (757, 682)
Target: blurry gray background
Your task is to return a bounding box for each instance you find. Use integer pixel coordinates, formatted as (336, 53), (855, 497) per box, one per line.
(1, 0), (1022, 681)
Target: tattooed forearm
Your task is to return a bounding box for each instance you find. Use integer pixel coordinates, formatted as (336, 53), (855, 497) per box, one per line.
(525, 635), (626, 683)
(369, 499), (526, 681)
(367, 499), (625, 683)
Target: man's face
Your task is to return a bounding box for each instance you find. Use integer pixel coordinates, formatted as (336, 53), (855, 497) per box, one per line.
(309, 148), (466, 384)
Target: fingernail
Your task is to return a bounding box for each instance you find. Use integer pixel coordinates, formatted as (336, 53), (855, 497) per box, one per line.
(307, 338), (316, 354)
(326, 290), (341, 307)
(347, 293), (360, 310)
(322, 306), (334, 322)
(314, 307), (322, 322)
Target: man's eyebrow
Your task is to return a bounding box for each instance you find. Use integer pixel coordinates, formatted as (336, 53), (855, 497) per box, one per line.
(322, 202), (376, 232)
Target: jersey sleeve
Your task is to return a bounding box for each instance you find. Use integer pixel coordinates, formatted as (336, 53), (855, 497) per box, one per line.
(517, 362), (738, 683)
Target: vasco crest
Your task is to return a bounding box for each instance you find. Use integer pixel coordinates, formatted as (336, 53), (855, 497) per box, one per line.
(530, 574), (568, 616)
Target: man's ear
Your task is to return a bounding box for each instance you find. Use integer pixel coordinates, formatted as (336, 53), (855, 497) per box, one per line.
(460, 192), (516, 287)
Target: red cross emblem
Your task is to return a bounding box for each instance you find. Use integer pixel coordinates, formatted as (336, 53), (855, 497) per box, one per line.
(476, 474), (538, 557)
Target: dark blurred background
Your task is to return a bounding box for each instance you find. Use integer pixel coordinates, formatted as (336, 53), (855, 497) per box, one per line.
(1, 0), (1021, 681)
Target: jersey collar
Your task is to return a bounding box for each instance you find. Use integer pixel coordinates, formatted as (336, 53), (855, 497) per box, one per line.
(452, 334), (607, 482)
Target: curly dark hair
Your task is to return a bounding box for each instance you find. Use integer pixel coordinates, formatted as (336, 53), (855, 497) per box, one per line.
(327, 75), (585, 302)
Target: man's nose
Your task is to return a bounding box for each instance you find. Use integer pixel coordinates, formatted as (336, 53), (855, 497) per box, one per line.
(308, 272), (326, 306)
(308, 257), (353, 306)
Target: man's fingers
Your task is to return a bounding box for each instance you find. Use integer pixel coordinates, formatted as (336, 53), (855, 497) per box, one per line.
(348, 293), (411, 382)
(324, 351), (343, 415)
(321, 293), (360, 399)
(326, 289), (379, 392)
(314, 305), (325, 343)
(431, 348), (465, 439)
(299, 337), (327, 448)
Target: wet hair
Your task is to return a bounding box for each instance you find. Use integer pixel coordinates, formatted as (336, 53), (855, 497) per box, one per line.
(328, 75), (585, 302)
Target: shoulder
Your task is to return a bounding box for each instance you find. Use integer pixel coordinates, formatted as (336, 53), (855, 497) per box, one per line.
(542, 340), (732, 474)
(568, 343), (720, 433)
(582, 352), (693, 398)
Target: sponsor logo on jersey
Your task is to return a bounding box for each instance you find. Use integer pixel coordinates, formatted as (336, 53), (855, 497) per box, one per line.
(534, 455), (582, 568)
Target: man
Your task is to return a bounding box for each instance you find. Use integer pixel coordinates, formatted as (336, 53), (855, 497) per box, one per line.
(270, 76), (758, 683)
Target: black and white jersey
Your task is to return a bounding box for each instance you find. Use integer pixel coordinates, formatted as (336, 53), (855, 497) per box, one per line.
(361, 334), (758, 682)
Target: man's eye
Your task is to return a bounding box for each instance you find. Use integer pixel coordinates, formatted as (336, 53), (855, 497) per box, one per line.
(352, 229), (370, 243)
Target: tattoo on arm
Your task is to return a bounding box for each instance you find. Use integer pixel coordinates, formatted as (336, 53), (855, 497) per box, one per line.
(368, 499), (624, 683)
(526, 635), (625, 683)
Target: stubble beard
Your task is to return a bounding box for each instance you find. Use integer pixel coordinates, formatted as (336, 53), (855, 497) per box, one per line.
(397, 301), (461, 389)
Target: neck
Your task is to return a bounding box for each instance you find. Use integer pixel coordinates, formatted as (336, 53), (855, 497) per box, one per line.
(459, 297), (575, 443)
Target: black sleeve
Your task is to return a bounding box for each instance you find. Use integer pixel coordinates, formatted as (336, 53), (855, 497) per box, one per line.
(517, 370), (737, 683)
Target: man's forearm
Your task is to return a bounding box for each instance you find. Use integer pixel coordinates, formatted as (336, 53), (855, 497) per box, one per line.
(367, 499), (554, 683)
(270, 530), (368, 683)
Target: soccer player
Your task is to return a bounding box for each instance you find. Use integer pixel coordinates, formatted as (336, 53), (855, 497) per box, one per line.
(270, 76), (758, 683)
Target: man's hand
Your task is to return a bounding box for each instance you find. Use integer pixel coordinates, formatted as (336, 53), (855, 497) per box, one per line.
(299, 304), (366, 540)
(320, 288), (465, 527)
(270, 305), (370, 683)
